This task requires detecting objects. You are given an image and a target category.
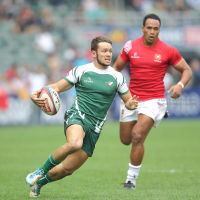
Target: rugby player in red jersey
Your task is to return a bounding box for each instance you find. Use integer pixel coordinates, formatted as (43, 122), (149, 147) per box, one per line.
(113, 13), (192, 190)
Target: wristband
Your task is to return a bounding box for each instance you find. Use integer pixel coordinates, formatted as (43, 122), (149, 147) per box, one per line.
(178, 81), (184, 88)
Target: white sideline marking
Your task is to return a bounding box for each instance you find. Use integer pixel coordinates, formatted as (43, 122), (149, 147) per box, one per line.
(144, 169), (193, 173)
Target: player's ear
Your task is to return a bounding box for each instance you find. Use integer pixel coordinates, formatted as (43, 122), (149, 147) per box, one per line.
(91, 50), (96, 59)
(142, 26), (144, 33)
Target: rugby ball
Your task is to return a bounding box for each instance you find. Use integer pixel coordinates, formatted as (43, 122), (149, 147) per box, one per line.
(39, 87), (60, 115)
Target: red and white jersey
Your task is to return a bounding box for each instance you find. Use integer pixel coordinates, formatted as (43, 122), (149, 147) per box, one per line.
(120, 36), (182, 101)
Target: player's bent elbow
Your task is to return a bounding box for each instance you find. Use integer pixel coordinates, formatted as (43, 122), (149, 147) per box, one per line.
(185, 66), (193, 80)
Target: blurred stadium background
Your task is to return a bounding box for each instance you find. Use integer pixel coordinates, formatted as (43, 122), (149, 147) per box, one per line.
(0, 1), (200, 199)
(0, 0), (200, 126)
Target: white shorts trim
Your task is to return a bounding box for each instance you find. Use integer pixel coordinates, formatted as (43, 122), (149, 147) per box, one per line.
(120, 98), (167, 127)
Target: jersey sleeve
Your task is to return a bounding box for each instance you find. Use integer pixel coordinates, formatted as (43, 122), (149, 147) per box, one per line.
(117, 73), (129, 95)
(119, 40), (132, 63)
(64, 66), (79, 85)
(168, 46), (182, 66)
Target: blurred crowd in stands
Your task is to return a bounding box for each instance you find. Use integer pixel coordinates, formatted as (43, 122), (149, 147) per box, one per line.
(0, 0), (200, 34)
(0, 0), (200, 112)
(124, 0), (200, 12)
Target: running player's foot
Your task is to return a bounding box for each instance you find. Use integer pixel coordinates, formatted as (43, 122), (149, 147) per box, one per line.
(164, 110), (169, 118)
(123, 180), (136, 190)
(26, 169), (44, 186)
(30, 183), (41, 197)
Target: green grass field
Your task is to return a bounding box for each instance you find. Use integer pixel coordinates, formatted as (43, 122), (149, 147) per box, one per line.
(0, 119), (200, 200)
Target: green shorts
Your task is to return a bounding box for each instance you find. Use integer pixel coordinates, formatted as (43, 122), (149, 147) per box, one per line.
(64, 110), (100, 157)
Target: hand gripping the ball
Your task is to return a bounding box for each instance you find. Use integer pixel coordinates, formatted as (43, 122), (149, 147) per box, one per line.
(30, 87), (60, 115)
(30, 90), (45, 109)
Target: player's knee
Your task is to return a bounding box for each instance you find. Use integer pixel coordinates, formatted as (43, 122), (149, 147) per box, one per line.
(62, 166), (75, 176)
(68, 140), (83, 152)
(131, 130), (143, 146)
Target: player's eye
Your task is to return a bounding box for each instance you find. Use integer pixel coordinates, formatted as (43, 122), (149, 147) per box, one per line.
(104, 50), (109, 53)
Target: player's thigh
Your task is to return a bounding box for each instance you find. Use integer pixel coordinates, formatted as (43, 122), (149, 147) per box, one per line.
(63, 149), (88, 172)
(132, 114), (154, 142)
(66, 124), (85, 144)
(120, 121), (137, 145)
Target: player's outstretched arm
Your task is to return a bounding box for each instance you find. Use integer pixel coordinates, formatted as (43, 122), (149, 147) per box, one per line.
(48, 79), (73, 94)
(113, 56), (128, 72)
(168, 59), (192, 99)
(120, 92), (139, 110)
(30, 79), (73, 108)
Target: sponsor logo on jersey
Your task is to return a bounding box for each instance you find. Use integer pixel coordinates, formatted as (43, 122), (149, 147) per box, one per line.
(154, 54), (162, 63)
(106, 81), (113, 86)
(84, 77), (94, 83)
(131, 52), (140, 59)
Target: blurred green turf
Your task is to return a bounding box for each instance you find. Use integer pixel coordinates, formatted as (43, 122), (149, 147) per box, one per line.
(0, 119), (200, 200)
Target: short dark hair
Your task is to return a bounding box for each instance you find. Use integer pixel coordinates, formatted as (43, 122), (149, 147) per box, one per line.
(143, 13), (161, 27)
(91, 36), (112, 51)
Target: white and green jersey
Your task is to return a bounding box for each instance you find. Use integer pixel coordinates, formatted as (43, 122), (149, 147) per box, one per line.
(64, 63), (129, 133)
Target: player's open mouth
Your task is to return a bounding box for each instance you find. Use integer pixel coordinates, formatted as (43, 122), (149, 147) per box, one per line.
(149, 36), (154, 40)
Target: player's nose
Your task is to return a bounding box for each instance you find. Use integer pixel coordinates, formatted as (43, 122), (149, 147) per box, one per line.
(106, 52), (112, 56)
(150, 30), (154, 34)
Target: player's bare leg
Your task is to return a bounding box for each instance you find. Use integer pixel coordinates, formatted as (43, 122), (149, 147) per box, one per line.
(26, 124), (85, 185)
(53, 124), (86, 162)
(48, 149), (88, 180)
(120, 121), (137, 145)
(27, 124), (86, 197)
(30, 150), (88, 197)
(122, 114), (154, 189)
(130, 114), (154, 166)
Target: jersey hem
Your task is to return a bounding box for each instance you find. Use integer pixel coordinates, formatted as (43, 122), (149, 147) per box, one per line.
(137, 96), (165, 101)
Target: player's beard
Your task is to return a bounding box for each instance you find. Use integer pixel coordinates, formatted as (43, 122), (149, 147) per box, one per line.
(96, 53), (109, 67)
